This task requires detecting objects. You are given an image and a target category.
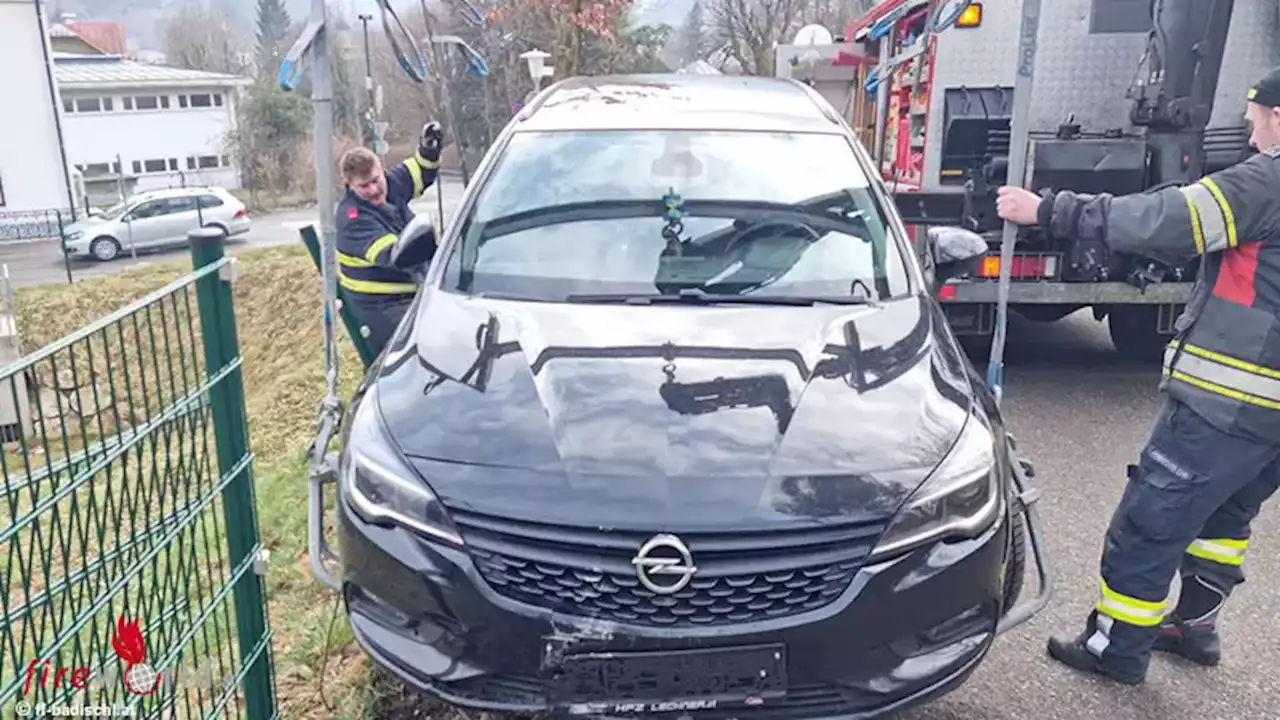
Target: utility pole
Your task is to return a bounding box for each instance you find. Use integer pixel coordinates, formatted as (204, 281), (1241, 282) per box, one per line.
(358, 13), (377, 148)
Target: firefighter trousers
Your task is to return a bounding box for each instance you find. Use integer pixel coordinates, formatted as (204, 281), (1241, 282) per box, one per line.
(1086, 397), (1280, 678)
(347, 294), (416, 358)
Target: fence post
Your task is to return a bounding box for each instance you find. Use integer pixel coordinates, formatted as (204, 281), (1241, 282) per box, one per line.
(188, 228), (276, 718)
(56, 210), (72, 284)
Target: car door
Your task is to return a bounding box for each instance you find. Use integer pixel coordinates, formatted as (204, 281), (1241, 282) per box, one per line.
(121, 199), (173, 249)
(156, 196), (202, 246)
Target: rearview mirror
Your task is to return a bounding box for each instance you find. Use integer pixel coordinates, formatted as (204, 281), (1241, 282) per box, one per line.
(924, 226), (987, 295)
(390, 214), (438, 275)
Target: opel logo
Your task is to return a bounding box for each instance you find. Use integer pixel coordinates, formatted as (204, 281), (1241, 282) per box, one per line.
(631, 533), (697, 595)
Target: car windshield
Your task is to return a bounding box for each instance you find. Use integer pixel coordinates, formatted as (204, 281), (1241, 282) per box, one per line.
(99, 201), (129, 220)
(440, 130), (911, 303)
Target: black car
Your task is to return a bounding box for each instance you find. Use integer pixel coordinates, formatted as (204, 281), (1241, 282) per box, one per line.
(318, 74), (1051, 719)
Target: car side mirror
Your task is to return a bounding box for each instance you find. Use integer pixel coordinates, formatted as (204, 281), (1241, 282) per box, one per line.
(390, 215), (438, 275)
(924, 226), (988, 295)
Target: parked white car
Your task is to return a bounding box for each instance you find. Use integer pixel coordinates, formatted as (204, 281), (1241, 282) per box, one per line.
(62, 187), (251, 261)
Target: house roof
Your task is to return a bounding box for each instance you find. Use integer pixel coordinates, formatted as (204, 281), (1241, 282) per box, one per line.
(53, 55), (251, 90)
(63, 20), (128, 55)
(48, 23), (80, 39)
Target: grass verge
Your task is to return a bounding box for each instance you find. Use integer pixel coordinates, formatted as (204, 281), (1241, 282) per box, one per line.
(11, 243), (479, 719)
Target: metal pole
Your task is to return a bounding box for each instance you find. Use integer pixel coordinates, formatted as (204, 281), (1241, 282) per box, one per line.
(986, 0), (1044, 405)
(116, 154), (137, 260)
(311, 0), (340, 408)
(872, 26), (893, 170)
(359, 13), (376, 146)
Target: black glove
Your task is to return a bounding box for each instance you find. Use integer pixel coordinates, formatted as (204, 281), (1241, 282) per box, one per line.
(419, 121), (443, 163)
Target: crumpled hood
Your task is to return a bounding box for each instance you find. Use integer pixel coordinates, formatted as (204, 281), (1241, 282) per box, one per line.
(372, 289), (977, 529)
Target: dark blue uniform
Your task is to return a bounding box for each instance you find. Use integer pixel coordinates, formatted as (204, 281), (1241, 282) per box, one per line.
(334, 149), (440, 355)
(1032, 86), (1280, 683)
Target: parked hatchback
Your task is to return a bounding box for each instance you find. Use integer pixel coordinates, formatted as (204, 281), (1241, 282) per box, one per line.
(62, 186), (250, 261)
(328, 75), (1048, 719)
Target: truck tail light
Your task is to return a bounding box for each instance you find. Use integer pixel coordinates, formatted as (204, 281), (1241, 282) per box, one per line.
(977, 253), (1058, 279)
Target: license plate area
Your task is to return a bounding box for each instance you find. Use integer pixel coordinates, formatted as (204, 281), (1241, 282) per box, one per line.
(549, 643), (787, 710)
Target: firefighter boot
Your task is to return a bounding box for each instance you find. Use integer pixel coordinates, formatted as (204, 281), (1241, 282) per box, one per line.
(1154, 575), (1226, 666)
(1046, 611), (1146, 685)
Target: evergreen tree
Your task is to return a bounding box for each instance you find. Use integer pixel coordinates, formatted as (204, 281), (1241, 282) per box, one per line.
(677, 0), (707, 66)
(254, 0), (292, 78)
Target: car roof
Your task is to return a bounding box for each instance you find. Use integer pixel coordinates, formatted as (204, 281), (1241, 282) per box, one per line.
(513, 74), (846, 134)
(133, 186), (233, 201)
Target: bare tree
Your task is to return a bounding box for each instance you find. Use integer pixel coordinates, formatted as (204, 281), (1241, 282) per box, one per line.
(705, 0), (876, 75)
(162, 2), (250, 75)
(705, 0), (807, 76)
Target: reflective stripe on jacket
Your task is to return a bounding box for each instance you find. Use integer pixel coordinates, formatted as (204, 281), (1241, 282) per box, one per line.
(1041, 150), (1280, 441)
(333, 150), (440, 302)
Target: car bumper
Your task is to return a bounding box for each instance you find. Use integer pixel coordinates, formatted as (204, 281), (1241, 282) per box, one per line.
(337, 485), (1010, 719)
(226, 217), (251, 236)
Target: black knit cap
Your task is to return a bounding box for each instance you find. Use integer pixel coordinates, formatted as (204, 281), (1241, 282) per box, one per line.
(1249, 66), (1280, 108)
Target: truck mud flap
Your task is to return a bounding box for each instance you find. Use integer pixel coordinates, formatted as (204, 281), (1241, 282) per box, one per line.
(997, 433), (1053, 635)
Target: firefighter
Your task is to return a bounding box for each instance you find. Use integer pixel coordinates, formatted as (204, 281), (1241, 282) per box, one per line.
(995, 66), (1280, 685)
(334, 121), (443, 355)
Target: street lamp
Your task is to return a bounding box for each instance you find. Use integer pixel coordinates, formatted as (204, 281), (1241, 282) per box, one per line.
(520, 49), (552, 90)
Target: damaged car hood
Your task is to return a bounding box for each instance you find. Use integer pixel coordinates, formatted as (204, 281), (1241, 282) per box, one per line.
(371, 289), (978, 529)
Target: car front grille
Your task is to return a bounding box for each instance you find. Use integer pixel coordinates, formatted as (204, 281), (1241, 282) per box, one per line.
(452, 509), (890, 628)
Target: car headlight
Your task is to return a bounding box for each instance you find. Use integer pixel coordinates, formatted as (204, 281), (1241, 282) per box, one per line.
(341, 386), (463, 546)
(64, 231), (84, 242)
(869, 415), (1002, 560)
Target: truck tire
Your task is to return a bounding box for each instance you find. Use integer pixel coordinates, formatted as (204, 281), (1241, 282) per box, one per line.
(1002, 508), (1027, 615)
(1108, 305), (1173, 362)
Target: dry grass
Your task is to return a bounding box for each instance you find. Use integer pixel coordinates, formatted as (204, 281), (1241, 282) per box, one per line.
(11, 244), (491, 719)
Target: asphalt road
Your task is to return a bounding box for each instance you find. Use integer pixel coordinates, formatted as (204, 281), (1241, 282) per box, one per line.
(7, 180), (1278, 717)
(898, 314), (1280, 720)
(0, 175), (467, 289)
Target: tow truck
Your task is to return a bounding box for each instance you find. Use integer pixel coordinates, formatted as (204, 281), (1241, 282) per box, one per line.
(780, 0), (1275, 359)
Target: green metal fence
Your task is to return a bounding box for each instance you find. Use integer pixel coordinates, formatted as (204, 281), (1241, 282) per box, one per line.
(0, 229), (276, 719)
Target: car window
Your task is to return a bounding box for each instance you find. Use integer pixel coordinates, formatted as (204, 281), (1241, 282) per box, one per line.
(197, 195), (224, 208)
(165, 197), (198, 213)
(441, 130), (911, 302)
(130, 200), (167, 219)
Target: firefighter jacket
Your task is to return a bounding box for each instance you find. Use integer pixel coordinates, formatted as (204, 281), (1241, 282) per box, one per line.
(1037, 148), (1280, 442)
(334, 150), (440, 304)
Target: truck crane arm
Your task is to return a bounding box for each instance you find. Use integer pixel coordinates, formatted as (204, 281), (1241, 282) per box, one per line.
(1130, 0), (1241, 187)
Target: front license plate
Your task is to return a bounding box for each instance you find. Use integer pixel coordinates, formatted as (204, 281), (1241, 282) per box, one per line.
(549, 643), (787, 713)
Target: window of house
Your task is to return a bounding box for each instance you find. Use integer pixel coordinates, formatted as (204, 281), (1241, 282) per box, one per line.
(178, 95), (188, 108)
(80, 162), (117, 176)
(168, 158), (179, 171)
(123, 97), (133, 110)
(74, 97), (102, 112)
(188, 93), (214, 108)
(63, 99), (73, 113)
(196, 155), (221, 169)
(142, 159), (168, 173)
(134, 96), (160, 110)
(160, 95), (171, 109)
(213, 94), (224, 107)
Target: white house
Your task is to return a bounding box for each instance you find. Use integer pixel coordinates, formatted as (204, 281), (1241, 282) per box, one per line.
(53, 53), (252, 205)
(0, 0), (75, 215)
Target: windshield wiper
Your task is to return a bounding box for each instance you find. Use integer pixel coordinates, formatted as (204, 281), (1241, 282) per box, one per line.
(564, 288), (872, 306)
